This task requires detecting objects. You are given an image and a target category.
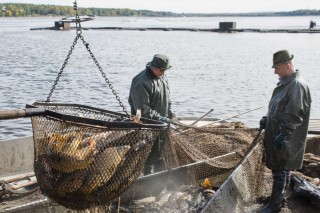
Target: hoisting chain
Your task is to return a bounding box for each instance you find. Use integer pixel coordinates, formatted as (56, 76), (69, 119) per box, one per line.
(46, 36), (79, 103)
(46, 0), (130, 118)
(78, 35), (130, 118)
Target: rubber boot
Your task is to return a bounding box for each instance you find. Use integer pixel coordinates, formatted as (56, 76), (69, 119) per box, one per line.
(282, 171), (291, 207)
(143, 136), (162, 175)
(260, 170), (286, 213)
(143, 164), (154, 175)
(284, 171), (291, 190)
(271, 170), (286, 212)
(260, 204), (272, 213)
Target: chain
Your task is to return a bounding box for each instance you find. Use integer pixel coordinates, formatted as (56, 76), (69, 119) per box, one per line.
(46, 0), (130, 118)
(74, 0), (82, 36)
(79, 35), (130, 117)
(46, 35), (80, 102)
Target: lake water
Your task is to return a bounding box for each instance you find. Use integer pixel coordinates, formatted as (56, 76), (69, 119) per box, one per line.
(1, 16), (320, 140)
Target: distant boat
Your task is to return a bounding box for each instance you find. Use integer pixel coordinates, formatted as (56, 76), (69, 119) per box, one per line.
(60, 15), (95, 23)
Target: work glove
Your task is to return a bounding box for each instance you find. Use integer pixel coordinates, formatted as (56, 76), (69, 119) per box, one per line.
(259, 116), (267, 131)
(171, 112), (177, 120)
(275, 132), (287, 149)
(171, 113), (178, 119)
(168, 109), (176, 119)
(159, 116), (170, 123)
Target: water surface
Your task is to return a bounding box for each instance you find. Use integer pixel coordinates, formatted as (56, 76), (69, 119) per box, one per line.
(1, 16), (319, 140)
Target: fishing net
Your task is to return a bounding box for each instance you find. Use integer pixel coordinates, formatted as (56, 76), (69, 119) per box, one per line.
(2, 119), (319, 212)
(29, 102), (167, 210)
(201, 135), (265, 213)
(113, 121), (266, 212)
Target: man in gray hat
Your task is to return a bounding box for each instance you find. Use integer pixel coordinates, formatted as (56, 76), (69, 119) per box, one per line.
(259, 50), (312, 213)
(128, 53), (175, 175)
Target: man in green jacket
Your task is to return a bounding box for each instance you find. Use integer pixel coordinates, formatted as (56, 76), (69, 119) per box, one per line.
(128, 54), (174, 174)
(260, 50), (312, 213)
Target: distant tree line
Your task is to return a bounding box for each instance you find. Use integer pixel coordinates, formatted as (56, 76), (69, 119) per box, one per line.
(0, 3), (180, 17)
(0, 3), (320, 17)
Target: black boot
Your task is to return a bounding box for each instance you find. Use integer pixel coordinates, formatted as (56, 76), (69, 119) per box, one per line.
(260, 170), (287, 213)
(260, 204), (273, 213)
(270, 170), (286, 212)
(269, 181), (283, 212)
(143, 164), (154, 175)
(281, 171), (291, 207)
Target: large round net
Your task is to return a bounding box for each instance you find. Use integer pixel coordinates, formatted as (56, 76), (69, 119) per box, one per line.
(114, 121), (264, 212)
(29, 102), (167, 210)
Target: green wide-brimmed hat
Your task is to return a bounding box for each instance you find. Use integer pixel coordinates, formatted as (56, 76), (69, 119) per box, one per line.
(149, 54), (172, 69)
(272, 50), (294, 68)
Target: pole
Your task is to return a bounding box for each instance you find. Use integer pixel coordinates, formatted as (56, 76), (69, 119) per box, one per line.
(191, 108), (214, 125)
(0, 108), (46, 120)
(203, 106), (265, 127)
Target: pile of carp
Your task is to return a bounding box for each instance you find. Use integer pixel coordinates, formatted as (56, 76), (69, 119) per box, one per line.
(115, 179), (216, 213)
(35, 130), (132, 197)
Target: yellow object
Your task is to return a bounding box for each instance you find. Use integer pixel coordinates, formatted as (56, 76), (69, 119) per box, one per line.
(201, 178), (212, 189)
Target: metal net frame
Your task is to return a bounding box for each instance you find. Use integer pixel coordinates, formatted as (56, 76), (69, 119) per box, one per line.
(29, 102), (167, 210)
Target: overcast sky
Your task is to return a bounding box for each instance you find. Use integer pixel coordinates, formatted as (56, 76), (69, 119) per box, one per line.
(1, 0), (320, 13)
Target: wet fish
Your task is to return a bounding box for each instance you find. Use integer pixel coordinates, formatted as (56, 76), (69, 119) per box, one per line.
(134, 196), (156, 205)
(156, 188), (173, 206)
(83, 145), (131, 193)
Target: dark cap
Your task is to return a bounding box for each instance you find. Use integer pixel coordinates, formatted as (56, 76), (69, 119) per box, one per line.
(272, 50), (294, 68)
(149, 54), (172, 69)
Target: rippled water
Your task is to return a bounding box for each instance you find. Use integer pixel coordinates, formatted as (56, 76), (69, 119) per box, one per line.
(1, 16), (320, 140)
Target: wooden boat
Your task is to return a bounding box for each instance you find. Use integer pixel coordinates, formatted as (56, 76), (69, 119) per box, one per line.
(1, 118), (320, 212)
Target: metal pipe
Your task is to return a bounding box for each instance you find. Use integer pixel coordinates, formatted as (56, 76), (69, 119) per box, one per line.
(140, 151), (236, 181)
(0, 108), (46, 120)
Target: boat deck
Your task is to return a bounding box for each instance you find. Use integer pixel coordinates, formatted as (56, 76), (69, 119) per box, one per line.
(1, 118), (320, 212)
(308, 119), (320, 135)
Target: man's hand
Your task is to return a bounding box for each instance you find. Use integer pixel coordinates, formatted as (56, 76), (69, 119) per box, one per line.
(275, 133), (286, 149)
(171, 112), (177, 120)
(259, 116), (267, 131)
(160, 116), (170, 123)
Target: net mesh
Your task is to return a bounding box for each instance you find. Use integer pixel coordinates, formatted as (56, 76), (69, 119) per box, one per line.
(0, 116), (269, 212)
(115, 121), (265, 212)
(29, 102), (166, 210)
(2, 118), (319, 212)
(202, 138), (265, 213)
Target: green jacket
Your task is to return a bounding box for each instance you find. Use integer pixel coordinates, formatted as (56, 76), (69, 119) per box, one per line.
(128, 66), (172, 120)
(264, 70), (311, 170)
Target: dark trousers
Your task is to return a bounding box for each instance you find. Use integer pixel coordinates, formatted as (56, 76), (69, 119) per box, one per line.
(270, 170), (290, 212)
(143, 133), (166, 175)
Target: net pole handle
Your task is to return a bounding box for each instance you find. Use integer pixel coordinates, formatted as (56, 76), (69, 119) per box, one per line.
(191, 108), (214, 126)
(202, 106), (265, 127)
(0, 108), (46, 120)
